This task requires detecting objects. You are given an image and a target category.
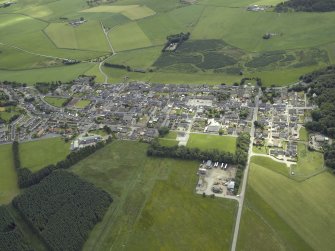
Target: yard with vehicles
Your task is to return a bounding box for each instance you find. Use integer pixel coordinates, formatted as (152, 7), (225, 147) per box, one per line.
(71, 141), (238, 251)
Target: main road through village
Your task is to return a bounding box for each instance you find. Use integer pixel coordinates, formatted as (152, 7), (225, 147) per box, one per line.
(231, 88), (261, 251)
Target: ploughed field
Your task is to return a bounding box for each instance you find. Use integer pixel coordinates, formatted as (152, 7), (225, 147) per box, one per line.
(1, 0), (335, 84)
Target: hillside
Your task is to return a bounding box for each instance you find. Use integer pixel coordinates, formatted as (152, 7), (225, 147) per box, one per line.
(276, 0), (335, 12)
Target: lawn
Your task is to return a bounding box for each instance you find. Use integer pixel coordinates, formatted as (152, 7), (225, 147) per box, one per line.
(19, 137), (70, 172)
(88, 129), (108, 137)
(237, 161), (335, 250)
(74, 99), (91, 108)
(71, 141), (238, 251)
(0, 144), (19, 205)
(251, 155), (289, 177)
(187, 134), (237, 153)
(0, 106), (22, 122)
(158, 138), (178, 147)
(299, 127), (309, 141)
(44, 96), (68, 107)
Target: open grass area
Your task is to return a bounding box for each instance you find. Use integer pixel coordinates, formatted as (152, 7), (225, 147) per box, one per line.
(158, 138), (178, 147)
(81, 5), (156, 20)
(299, 127), (309, 141)
(74, 99), (91, 108)
(71, 141), (237, 251)
(44, 96), (68, 107)
(0, 144), (19, 205)
(251, 156), (289, 177)
(187, 134), (237, 153)
(291, 143), (324, 178)
(0, 106), (22, 122)
(44, 21), (110, 52)
(19, 137), (70, 173)
(88, 129), (108, 137)
(1, 0), (335, 83)
(109, 22), (153, 51)
(237, 160), (335, 250)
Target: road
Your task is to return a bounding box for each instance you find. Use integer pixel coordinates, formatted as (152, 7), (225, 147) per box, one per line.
(231, 88), (261, 251)
(99, 22), (116, 84)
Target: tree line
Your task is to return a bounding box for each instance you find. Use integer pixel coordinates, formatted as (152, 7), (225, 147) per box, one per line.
(0, 206), (32, 251)
(12, 137), (112, 188)
(275, 0), (335, 12)
(13, 171), (112, 251)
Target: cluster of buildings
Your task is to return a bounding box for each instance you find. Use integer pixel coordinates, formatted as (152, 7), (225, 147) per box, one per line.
(254, 87), (316, 160)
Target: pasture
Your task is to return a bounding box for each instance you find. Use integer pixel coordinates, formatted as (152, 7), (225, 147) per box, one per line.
(71, 141), (237, 251)
(19, 137), (70, 172)
(1, 0), (335, 84)
(0, 144), (19, 205)
(44, 21), (110, 52)
(237, 160), (335, 250)
(187, 134), (237, 153)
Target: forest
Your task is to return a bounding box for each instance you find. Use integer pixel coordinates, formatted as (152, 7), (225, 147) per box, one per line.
(13, 171), (112, 251)
(0, 206), (32, 251)
(275, 0), (335, 12)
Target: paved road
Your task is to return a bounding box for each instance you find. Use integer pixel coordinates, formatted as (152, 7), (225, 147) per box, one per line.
(231, 88), (261, 251)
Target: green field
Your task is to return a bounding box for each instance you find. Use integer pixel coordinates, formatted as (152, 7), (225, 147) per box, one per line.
(291, 143), (324, 178)
(237, 159), (335, 250)
(1, 0), (334, 83)
(0, 106), (22, 122)
(19, 137), (70, 172)
(44, 96), (68, 107)
(187, 134), (237, 153)
(45, 21), (110, 51)
(74, 99), (91, 108)
(71, 141), (237, 251)
(0, 144), (19, 205)
(299, 127), (309, 141)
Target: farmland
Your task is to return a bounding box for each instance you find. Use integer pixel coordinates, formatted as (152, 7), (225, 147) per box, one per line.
(0, 144), (19, 205)
(0, 0), (334, 84)
(187, 134), (237, 153)
(237, 157), (335, 250)
(71, 141), (237, 251)
(19, 137), (70, 172)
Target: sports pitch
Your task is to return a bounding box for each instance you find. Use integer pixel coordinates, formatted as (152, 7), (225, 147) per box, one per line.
(1, 0), (335, 84)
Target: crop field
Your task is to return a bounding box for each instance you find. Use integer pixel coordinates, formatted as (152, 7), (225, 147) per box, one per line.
(19, 137), (70, 172)
(1, 0), (335, 84)
(187, 134), (237, 153)
(71, 141), (237, 251)
(44, 96), (68, 107)
(0, 144), (19, 205)
(237, 160), (335, 250)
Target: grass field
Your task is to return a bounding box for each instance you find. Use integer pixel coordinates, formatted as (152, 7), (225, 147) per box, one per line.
(0, 144), (19, 205)
(291, 143), (324, 178)
(1, 0), (335, 84)
(187, 134), (237, 153)
(44, 21), (110, 52)
(0, 106), (22, 122)
(237, 160), (335, 250)
(19, 137), (70, 172)
(44, 96), (68, 107)
(81, 5), (156, 20)
(299, 127), (309, 141)
(74, 99), (91, 108)
(71, 141), (237, 251)
(109, 22), (153, 51)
